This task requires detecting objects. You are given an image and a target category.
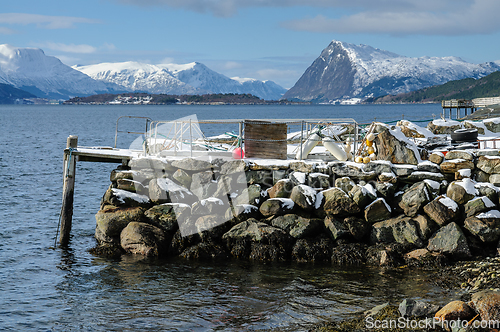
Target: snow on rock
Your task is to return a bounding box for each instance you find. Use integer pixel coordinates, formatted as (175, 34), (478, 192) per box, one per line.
(458, 169), (471, 177)
(438, 196), (459, 212)
(424, 179), (441, 190)
(157, 178), (192, 198)
(476, 210), (500, 219)
(200, 197), (224, 206)
(431, 119), (462, 127)
(272, 198), (295, 210)
(111, 188), (150, 204)
(457, 178), (479, 196)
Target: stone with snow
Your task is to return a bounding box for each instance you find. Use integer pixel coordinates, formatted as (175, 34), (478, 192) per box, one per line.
(365, 198), (391, 223)
(477, 155), (500, 174)
(476, 182), (499, 204)
(465, 214), (500, 243)
(233, 184), (265, 207)
(439, 159), (474, 174)
(446, 179), (478, 205)
(289, 171), (307, 185)
(364, 161), (394, 175)
(427, 119), (462, 135)
(399, 182), (431, 217)
(490, 174), (500, 186)
(225, 204), (260, 223)
(374, 182), (396, 200)
(267, 179), (294, 199)
(378, 172), (397, 183)
(428, 152), (444, 165)
(484, 118), (500, 133)
(330, 162), (376, 181)
(417, 161), (441, 173)
(445, 150), (475, 161)
(190, 171), (217, 200)
(406, 171), (444, 182)
(307, 172), (330, 189)
(464, 196), (496, 217)
(171, 158), (213, 171)
(374, 124), (422, 165)
(259, 198), (295, 217)
(335, 177), (355, 193)
(392, 164), (417, 177)
(427, 222), (471, 259)
(150, 178), (197, 205)
(349, 184), (377, 209)
(245, 170), (273, 187)
(220, 160), (248, 175)
(102, 187), (151, 208)
(290, 184), (318, 210)
(191, 197), (226, 216)
(323, 187), (361, 216)
(423, 195), (460, 227)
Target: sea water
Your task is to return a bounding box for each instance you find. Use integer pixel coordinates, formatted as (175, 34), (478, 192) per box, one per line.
(0, 103), (457, 331)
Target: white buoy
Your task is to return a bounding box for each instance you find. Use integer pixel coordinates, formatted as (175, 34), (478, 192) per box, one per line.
(323, 137), (347, 161)
(296, 133), (321, 159)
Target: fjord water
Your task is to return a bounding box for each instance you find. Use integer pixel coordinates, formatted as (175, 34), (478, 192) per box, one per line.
(0, 104), (456, 331)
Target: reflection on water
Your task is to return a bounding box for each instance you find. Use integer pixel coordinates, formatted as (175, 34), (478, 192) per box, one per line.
(51, 255), (458, 331)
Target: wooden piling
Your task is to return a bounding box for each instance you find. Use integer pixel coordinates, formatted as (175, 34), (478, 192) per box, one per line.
(59, 135), (78, 246)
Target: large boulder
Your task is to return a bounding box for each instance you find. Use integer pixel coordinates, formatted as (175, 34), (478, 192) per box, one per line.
(374, 124), (421, 165)
(233, 184), (265, 206)
(290, 184), (318, 210)
(120, 222), (167, 256)
(349, 184), (377, 209)
(440, 159), (475, 174)
(222, 219), (290, 260)
(399, 299), (440, 318)
(398, 182), (431, 217)
(344, 216), (371, 241)
(477, 155), (500, 174)
(323, 187), (361, 216)
(470, 290), (500, 321)
(423, 196), (460, 227)
(334, 177), (355, 193)
(144, 203), (190, 233)
(191, 197), (227, 216)
(95, 206), (145, 243)
(259, 198), (295, 217)
(149, 178), (197, 205)
(324, 216), (350, 240)
(464, 210), (500, 243)
(101, 187), (151, 208)
(364, 198), (391, 223)
(190, 171), (217, 200)
(446, 179), (478, 205)
(225, 204), (260, 223)
(465, 196), (496, 217)
(370, 215), (423, 247)
(267, 179), (294, 199)
(271, 214), (322, 239)
(434, 300), (475, 323)
(427, 222), (471, 258)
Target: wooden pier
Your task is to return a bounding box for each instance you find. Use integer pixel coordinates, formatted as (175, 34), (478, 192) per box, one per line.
(442, 99), (477, 119)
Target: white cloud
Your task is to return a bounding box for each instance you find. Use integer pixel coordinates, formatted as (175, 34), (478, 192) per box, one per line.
(0, 13), (100, 29)
(282, 0), (500, 36)
(222, 61), (243, 70)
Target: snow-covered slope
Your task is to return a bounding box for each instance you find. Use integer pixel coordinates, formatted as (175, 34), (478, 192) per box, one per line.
(0, 44), (118, 99)
(283, 40), (500, 103)
(74, 62), (200, 95)
(75, 61), (287, 100)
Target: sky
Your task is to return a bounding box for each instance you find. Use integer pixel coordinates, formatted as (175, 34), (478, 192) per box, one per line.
(1, 0), (500, 89)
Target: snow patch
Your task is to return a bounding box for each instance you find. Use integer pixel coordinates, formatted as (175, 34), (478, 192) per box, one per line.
(476, 210), (500, 219)
(438, 196), (458, 212)
(111, 188), (149, 204)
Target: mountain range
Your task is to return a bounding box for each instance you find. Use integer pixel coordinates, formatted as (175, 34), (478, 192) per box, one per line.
(283, 40), (500, 103)
(2, 41), (500, 104)
(0, 44), (286, 100)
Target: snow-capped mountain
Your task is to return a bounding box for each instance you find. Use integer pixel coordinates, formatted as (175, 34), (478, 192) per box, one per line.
(0, 44), (121, 99)
(283, 40), (500, 103)
(74, 61), (287, 100)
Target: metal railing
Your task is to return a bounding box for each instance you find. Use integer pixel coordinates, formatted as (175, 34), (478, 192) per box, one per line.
(114, 117), (361, 161)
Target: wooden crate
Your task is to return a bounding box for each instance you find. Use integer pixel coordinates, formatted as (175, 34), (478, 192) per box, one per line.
(244, 120), (287, 159)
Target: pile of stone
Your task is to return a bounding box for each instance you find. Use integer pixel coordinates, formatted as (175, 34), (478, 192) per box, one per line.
(312, 290), (500, 332)
(93, 142), (500, 265)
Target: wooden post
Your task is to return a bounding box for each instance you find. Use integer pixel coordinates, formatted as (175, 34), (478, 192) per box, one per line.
(59, 135), (78, 246)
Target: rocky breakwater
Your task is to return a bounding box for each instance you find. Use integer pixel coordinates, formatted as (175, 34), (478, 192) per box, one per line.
(92, 136), (500, 266)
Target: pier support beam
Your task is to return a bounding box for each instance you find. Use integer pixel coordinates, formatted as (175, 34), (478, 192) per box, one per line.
(59, 135), (78, 246)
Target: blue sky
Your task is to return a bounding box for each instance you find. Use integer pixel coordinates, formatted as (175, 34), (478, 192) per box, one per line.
(1, 0), (500, 88)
